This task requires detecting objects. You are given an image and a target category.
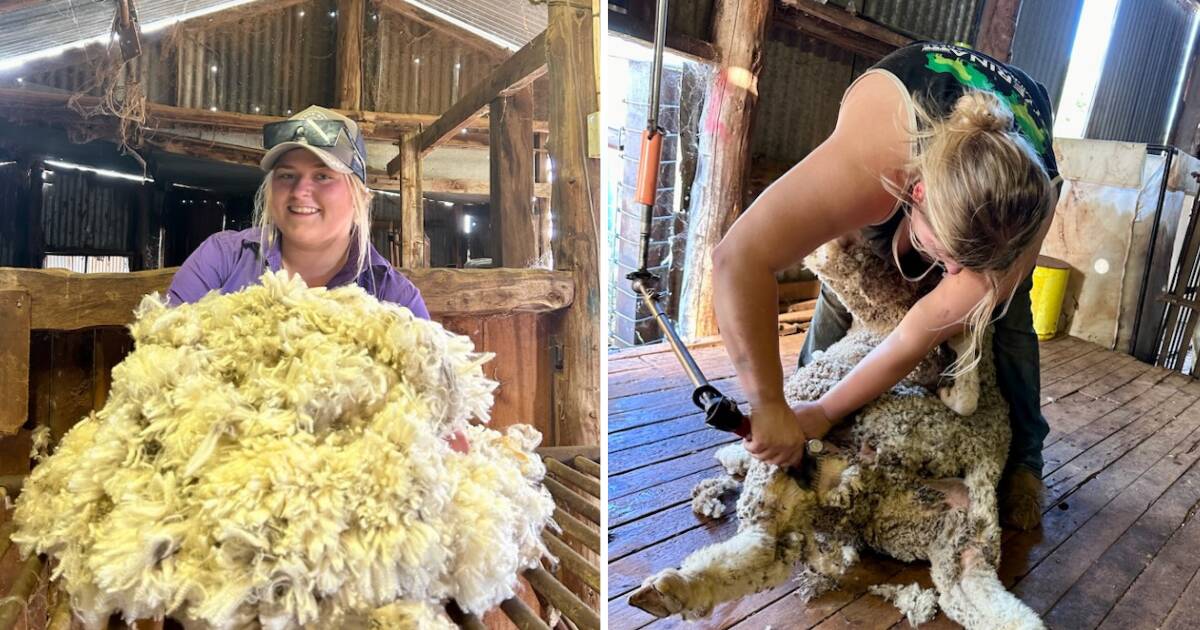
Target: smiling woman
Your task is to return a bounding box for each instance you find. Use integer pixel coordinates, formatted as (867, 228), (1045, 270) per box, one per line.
(166, 105), (429, 319)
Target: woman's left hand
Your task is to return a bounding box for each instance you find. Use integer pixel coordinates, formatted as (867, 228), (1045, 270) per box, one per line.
(791, 400), (834, 442)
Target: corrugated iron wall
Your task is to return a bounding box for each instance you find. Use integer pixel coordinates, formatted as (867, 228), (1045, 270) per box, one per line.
(752, 30), (856, 166)
(0, 166), (22, 266)
(667, 0), (714, 42)
(1088, 0), (1198, 144)
(175, 2), (337, 115)
(375, 12), (501, 115)
(41, 169), (132, 253)
(27, 41), (176, 103)
(1009, 0), (1085, 110)
(749, 1), (986, 166)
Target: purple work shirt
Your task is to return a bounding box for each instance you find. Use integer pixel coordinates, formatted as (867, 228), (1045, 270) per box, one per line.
(167, 227), (430, 319)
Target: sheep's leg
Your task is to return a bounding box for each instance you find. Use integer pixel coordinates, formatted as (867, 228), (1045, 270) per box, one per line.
(929, 534), (1043, 630)
(927, 475), (1043, 630)
(628, 525), (804, 620)
(939, 334), (980, 416)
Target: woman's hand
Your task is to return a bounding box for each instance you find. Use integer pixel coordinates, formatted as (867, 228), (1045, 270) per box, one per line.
(744, 400), (833, 467)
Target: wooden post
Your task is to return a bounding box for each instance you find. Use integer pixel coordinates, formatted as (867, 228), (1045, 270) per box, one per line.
(677, 0), (771, 339)
(398, 132), (426, 268)
(335, 0), (365, 110)
(547, 0), (600, 445)
(976, 0), (1023, 63)
(0, 291), (30, 435)
(490, 89), (537, 268)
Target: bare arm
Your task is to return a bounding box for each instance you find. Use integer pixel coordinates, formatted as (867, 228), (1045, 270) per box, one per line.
(818, 270), (988, 420)
(713, 73), (911, 413)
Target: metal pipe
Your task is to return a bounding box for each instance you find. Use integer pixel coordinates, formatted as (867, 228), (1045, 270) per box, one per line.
(1130, 145), (1177, 358)
(637, 284), (706, 389)
(647, 0), (669, 132)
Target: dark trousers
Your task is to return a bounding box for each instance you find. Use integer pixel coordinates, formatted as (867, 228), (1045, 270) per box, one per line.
(797, 276), (1049, 475)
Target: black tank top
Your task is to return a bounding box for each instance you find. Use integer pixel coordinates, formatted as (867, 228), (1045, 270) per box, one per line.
(858, 41), (1059, 275)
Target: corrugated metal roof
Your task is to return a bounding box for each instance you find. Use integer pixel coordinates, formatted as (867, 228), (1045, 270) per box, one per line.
(400, 0), (546, 50)
(0, 0), (540, 67)
(0, 0), (252, 64)
(1087, 0), (1197, 144)
(1009, 0), (1085, 109)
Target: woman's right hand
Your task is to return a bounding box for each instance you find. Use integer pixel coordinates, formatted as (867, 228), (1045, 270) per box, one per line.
(743, 400), (816, 467)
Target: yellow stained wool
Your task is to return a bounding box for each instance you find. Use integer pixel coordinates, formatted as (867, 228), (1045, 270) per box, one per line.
(13, 271), (555, 630)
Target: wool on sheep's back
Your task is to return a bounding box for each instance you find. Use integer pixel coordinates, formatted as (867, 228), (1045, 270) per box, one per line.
(12, 270), (556, 630)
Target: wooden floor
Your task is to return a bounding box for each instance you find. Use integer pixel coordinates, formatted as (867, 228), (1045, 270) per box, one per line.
(607, 334), (1200, 629)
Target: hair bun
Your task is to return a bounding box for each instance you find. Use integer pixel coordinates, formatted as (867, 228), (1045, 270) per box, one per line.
(950, 91), (1013, 133)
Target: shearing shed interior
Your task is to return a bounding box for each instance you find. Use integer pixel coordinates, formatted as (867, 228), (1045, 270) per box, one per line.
(606, 0), (1200, 628)
(0, 0), (600, 628)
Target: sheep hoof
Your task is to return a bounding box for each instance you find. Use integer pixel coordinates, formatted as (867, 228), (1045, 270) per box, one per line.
(939, 383), (978, 416)
(629, 570), (688, 618)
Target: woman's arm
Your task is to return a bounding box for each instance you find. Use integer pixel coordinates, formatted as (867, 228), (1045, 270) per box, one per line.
(713, 73), (913, 465)
(818, 270), (989, 421)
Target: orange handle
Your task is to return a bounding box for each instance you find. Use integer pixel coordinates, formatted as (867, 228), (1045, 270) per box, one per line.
(634, 128), (664, 206)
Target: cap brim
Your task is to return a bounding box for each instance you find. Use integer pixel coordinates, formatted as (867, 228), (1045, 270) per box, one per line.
(261, 143), (354, 174)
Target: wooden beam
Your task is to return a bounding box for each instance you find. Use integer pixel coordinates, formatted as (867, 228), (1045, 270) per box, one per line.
(975, 0), (1024, 63)
(397, 132), (426, 268)
(403, 30), (548, 163)
(780, 0), (911, 49)
(335, 0), (366, 110)
(607, 11), (717, 63)
(0, 88), (464, 140)
(678, 0), (772, 339)
(771, 10), (897, 60)
(0, 291), (31, 434)
(490, 89), (537, 267)
(0, 267), (574, 331)
(547, 0), (600, 446)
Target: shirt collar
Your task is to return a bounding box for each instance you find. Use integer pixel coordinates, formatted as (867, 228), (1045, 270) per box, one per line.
(242, 228), (389, 281)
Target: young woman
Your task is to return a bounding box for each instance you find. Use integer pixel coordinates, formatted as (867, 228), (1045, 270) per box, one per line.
(714, 42), (1058, 530)
(166, 106), (469, 450)
(168, 105), (428, 318)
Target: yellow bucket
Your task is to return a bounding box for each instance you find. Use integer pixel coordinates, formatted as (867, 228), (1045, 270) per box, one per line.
(1030, 255), (1070, 341)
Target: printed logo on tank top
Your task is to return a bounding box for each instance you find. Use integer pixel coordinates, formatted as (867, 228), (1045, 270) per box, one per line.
(920, 43), (1051, 158)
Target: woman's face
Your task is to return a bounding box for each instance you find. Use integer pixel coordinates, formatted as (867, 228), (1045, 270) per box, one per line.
(909, 182), (964, 276)
(270, 149), (356, 252)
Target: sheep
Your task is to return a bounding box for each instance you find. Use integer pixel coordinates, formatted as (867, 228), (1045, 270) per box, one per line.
(12, 270), (556, 630)
(628, 238), (1043, 629)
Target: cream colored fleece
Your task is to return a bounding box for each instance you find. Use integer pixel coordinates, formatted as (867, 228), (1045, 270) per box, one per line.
(12, 270), (555, 630)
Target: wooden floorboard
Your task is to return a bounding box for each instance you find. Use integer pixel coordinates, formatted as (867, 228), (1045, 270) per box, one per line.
(607, 336), (1200, 629)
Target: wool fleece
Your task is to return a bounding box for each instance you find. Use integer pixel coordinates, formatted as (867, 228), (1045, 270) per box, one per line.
(12, 271), (556, 630)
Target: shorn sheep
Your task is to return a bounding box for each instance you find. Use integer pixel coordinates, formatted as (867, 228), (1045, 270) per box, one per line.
(629, 238), (1043, 629)
(12, 270), (555, 630)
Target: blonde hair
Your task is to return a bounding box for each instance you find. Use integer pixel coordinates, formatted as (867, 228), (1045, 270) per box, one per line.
(252, 169), (375, 280)
(891, 90), (1054, 375)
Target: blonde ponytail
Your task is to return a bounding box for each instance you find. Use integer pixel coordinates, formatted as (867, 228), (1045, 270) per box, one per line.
(890, 90), (1054, 376)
